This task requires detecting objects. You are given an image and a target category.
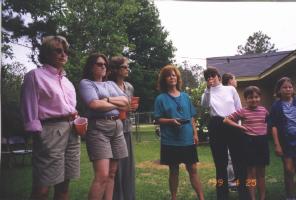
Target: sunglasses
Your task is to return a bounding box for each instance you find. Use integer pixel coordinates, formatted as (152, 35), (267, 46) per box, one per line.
(52, 48), (68, 55)
(120, 65), (129, 70)
(94, 62), (107, 68)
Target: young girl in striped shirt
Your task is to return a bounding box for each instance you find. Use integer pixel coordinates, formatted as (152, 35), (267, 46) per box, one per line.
(224, 86), (269, 200)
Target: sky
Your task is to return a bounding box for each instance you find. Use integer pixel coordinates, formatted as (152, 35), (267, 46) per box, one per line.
(6, 1), (296, 71)
(154, 1), (296, 68)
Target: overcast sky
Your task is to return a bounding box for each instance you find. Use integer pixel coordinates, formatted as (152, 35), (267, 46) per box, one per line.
(154, 1), (296, 67)
(7, 1), (296, 71)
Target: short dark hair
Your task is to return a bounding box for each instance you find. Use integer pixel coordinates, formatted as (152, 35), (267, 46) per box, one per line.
(157, 64), (182, 92)
(274, 77), (295, 98)
(203, 67), (221, 80)
(82, 53), (109, 81)
(38, 36), (69, 64)
(243, 86), (261, 99)
(108, 56), (128, 81)
(222, 73), (234, 86)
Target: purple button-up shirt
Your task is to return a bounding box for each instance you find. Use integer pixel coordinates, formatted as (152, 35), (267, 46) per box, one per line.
(21, 64), (77, 132)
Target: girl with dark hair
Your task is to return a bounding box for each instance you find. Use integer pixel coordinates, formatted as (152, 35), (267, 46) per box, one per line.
(224, 86), (270, 200)
(222, 72), (237, 88)
(154, 64), (204, 200)
(269, 77), (296, 200)
(79, 53), (129, 200)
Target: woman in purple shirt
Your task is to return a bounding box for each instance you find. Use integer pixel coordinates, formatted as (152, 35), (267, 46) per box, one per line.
(21, 36), (80, 200)
(79, 53), (129, 200)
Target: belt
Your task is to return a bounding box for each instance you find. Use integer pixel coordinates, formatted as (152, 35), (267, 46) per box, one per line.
(41, 114), (76, 123)
(93, 115), (119, 120)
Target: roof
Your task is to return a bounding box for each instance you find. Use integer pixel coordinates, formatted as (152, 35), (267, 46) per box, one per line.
(206, 50), (294, 77)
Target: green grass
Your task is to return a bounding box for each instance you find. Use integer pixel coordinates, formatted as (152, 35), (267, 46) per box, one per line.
(0, 124), (286, 199)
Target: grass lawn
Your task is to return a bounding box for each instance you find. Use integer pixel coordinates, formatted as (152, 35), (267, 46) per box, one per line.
(0, 124), (286, 199)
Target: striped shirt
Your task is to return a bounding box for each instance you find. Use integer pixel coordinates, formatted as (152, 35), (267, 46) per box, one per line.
(228, 106), (269, 136)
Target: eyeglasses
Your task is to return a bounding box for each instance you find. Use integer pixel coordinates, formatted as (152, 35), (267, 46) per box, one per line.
(52, 48), (68, 55)
(94, 62), (106, 68)
(120, 65), (129, 70)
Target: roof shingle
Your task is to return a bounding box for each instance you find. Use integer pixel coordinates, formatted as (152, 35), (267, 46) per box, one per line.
(206, 50), (293, 77)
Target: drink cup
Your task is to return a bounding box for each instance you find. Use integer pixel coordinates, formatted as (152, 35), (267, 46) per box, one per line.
(119, 110), (127, 120)
(74, 117), (88, 136)
(131, 97), (140, 110)
(131, 97), (140, 106)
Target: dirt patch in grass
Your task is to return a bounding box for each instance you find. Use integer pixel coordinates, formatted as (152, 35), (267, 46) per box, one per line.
(136, 160), (214, 170)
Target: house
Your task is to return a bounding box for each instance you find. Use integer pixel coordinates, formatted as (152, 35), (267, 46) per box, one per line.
(206, 50), (296, 109)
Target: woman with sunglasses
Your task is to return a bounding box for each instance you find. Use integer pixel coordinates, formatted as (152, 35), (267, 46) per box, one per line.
(108, 56), (137, 200)
(79, 53), (129, 200)
(21, 36), (80, 200)
(201, 67), (247, 200)
(154, 64), (204, 200)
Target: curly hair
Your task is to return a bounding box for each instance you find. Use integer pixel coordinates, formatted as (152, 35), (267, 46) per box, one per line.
(157, 64), (182, 92)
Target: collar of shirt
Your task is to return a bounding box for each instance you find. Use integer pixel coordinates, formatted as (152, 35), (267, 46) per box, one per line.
(43, 64), (67, 77)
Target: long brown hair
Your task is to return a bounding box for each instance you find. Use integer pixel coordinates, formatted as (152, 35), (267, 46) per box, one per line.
(82, 53), (109, 81)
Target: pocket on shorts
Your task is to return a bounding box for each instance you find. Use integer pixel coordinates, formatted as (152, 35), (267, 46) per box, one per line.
(39, 123), (69, 152)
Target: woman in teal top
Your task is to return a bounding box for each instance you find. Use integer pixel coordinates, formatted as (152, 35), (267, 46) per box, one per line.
(154, 64), (204, 200)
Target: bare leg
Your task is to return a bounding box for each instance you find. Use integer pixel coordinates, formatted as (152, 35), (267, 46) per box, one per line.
(247, 166), (256, 200)
(89, 159), (110, 200)
(256, 167), (266, 200)
(54, 180), (70, 200)
(103, 159), (118, 200)
(185, 163), (204, 200)
(30, 186), (49, 200)
(169, 164), (179, 200)
(283, 157), (296, 199)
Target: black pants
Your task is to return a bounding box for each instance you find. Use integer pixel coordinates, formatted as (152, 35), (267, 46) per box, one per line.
(209, 116), (248, 200)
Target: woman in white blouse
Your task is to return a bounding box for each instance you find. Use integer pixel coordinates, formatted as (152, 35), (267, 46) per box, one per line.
(201, 67), (247, 200)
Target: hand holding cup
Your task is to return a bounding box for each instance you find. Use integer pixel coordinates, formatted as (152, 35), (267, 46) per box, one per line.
(74, 117), (88, 136)
(130, 96), (140, 111)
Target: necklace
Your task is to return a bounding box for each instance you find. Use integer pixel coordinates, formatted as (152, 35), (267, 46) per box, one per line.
(166, 92), (183, 113)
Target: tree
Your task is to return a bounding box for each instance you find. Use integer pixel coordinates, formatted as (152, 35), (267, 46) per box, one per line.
(2, 0), (175, 113)
(237, 31), (277, 55)
(1, 62), (27, 136)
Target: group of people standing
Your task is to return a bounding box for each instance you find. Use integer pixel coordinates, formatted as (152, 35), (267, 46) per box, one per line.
(20, 35), (295, 200)
(21, 36), (136, 200)
(154, 65), (296, 200)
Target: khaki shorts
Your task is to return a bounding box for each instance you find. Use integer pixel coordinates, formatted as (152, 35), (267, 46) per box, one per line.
(32, 121), (80, 187)
(86, 119), (128, 161)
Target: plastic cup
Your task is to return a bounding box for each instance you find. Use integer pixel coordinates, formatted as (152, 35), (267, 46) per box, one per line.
(119, 110), (127, 120)
(131, 96), (140, 106)
(74, 117), (88, 136)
